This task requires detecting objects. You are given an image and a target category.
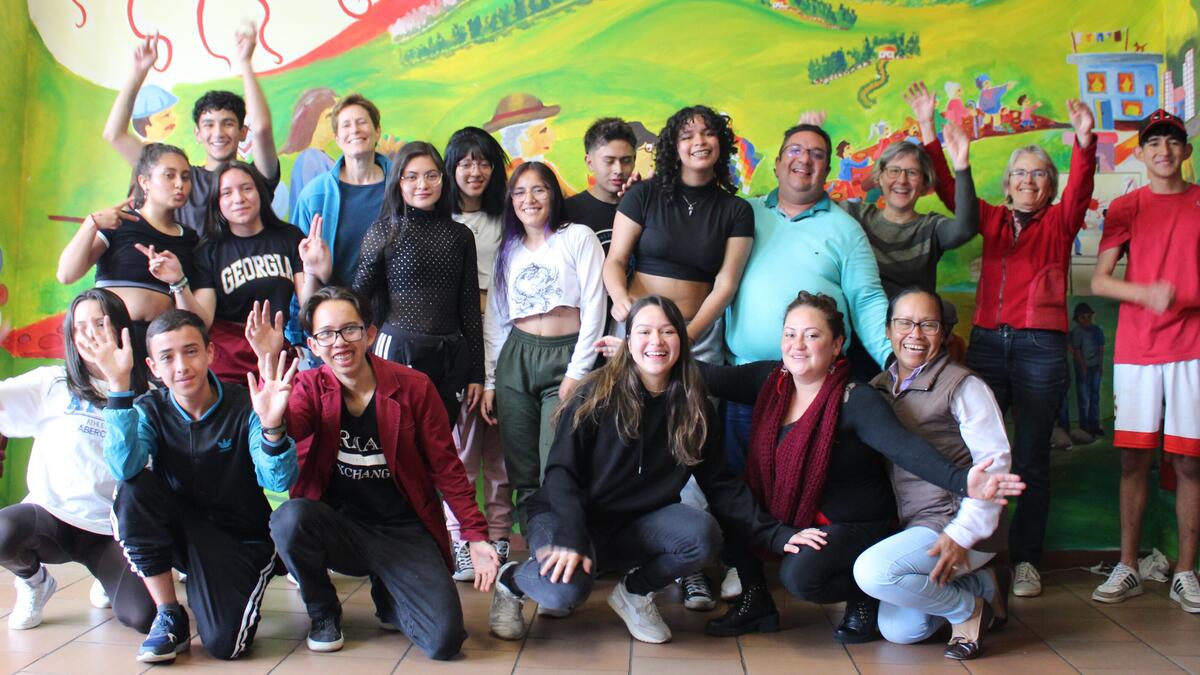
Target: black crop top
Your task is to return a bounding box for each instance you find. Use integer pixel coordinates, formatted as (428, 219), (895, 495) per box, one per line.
(95, 212), (200, 294)
(617, 180), (754, 283)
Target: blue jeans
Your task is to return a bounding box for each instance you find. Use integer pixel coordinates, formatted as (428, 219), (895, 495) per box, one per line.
(854, 527), (996, 644)
(1057, 366), (1102, 432)
(965, 326), (1067, 566)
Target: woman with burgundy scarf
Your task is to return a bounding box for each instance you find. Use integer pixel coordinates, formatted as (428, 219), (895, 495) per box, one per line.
(694, 291), (1022, 643)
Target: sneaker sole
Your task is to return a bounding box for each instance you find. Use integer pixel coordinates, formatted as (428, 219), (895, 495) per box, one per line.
(452, 571), (476, 582)
(1011, 586), (1041, 598)
(683, 597), (717, 612)
(306, 636), (345, 652)
(1092, 585), (1143, 604)
(1169, 588), (1200, 613)
(137, 641), (190, 663)
(9, 576), (58, 630)
(607, 592), (671, 644)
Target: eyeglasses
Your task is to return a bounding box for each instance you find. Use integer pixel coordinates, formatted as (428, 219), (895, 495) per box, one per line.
(457, 160), (492, 172)
(783, 144), (828, 162)
(889, 318), (943, 335)
(511, 186), (551, 200)
(1010, 169), (1049, 180)
(883, 166), (923, 180)
(400, 171), (443, 185)
(312, 324), (366, 346)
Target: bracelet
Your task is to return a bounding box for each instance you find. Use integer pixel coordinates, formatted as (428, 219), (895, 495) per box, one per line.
(168, 276), (189, 294)
(261, 421), (287, 437)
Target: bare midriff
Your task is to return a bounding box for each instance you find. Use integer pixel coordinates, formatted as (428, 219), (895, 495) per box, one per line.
(628, 271), (712, 322)
(110, 287), (175, 323)
(513, 305), (581, 337)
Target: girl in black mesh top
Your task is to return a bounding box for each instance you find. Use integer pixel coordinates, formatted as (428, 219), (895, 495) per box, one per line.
(351, 142), (484, 424)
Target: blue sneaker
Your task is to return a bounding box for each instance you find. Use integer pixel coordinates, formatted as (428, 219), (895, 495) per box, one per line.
(138, 606), (191, 663)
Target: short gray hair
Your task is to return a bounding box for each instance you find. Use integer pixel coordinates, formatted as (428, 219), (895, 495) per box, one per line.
(1002, 145), (1059, 206)
(871, 141), (936, 191)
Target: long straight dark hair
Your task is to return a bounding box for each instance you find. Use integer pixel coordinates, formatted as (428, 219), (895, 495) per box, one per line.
(566, 295), (708, 466)
(201, 161), (291, 245)
(492, 161), (567, 310)
(443, 127), (509, 217)
(62, 288), (149, 407)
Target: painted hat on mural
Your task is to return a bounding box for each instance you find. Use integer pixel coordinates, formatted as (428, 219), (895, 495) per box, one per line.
(1138, 108), (1187, 144)
(628, 121), (659, 146)
(132, 84), (179, 120)
(482, 93), (561, 132)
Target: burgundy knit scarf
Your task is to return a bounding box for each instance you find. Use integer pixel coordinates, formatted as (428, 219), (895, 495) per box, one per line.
(745, 358), (850, 528)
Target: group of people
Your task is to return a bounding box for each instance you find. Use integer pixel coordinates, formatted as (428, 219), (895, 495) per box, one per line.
(0, 27), (1195, 667)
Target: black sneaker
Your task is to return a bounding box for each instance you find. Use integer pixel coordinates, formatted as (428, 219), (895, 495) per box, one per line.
(493, 538), (511, 566)
(452, 540), (475, 582)
(681, 572), (716, 611)
(306, 612), (344, 652)
(137, 606), (191, 663)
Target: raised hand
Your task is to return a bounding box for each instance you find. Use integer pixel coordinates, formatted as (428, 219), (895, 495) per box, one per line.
(469, 541), (501, 592)
(135, 244), (184, 285)
(89, 197), (139, 231)
(942, 120), (971, 170)
(132, 32), (160, 75)
(248, 349), (298, 430)
(77, 319), (135, 390)
(245, 300), (286, 360)
(593, 335), (623, 359)
(1066, 99), (1094, 146)
(797, 110), (827, 127)
(234, 24), (257, 66)
(965, 458), (1025, 504)
(904, 81), (938, 125)
(298, 214), (332, 283)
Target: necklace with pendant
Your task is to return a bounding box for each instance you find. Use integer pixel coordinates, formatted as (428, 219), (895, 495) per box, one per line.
(681, 194), (698, 216)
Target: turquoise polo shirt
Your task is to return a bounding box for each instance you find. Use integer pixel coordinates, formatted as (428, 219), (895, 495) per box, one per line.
(725, 190), (890, 366)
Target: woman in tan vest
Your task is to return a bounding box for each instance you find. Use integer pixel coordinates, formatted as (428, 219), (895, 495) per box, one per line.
(853, 288), (1015, 661)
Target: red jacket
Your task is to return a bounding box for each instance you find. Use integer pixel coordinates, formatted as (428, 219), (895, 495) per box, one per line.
(286, 354), (487, 569)
(928, 138), (1097, 332)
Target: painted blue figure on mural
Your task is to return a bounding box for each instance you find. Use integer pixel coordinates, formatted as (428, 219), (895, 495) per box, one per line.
(975, 73), (1016, 130)
(130, 84), (178, 143)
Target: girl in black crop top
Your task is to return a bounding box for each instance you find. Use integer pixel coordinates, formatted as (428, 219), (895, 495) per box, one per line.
(351, 141), (484, 424)
(57, 144), (200, 363)
(603, 106), (754, 351)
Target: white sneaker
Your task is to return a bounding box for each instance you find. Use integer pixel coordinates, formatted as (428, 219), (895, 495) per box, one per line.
(607, 578), (671, 644)
(720, 568), (742, 601)
(9, 568), (57, 630)
(1170, 570), (1200, 613)
(1092, 563), (1143, 603)
(89, 579), (111, 609)
(489, 562), (526, 640)
(452, 541), (475, 582)
(1012, 562), (1042, 597)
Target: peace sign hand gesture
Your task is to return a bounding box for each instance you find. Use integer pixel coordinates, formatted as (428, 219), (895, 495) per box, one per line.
(298, 214), (332, 283)
(88, 198), (139, 232)
(132, 32), (160, 76)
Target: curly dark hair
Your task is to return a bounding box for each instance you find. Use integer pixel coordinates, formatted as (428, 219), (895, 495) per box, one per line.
(652, 105), (737, 200)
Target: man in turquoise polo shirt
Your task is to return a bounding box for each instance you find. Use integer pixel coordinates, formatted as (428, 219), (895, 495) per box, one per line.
(724, 123), (890, 469)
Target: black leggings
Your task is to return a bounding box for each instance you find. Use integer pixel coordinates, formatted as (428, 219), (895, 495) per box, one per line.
(0, 503), (156, 632)
(727, 519), (892, 603)
(373, 324), (469, 425)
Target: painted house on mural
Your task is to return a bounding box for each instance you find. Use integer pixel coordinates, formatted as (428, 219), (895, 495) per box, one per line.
(1067, 51), (1164, 129)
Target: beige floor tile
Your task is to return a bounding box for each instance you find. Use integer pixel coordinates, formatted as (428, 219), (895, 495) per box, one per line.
(848, 638), (959, 664)
(630, 629), (740, 660)
(741, 646), (857, 674)
(1099, 606), (1200, 631)
(1169, 655), (1200, 674)
(856, 664), (966, 674)
(250, 612), (312, 641)
(1020, 613), (1138, 641)
(393, 648), (518, 674)
(1127, 628), (1200, 657)
(270, 651), (399, 674)
(73, 618), (148, 646)
(0, 652), (41, 673)
(629, 655), (745, 675)
(1048, 639), (1182, 670)
(257, 589), (308, 614)
(336, 624), (411, 659)
(525, 604), (631, 642)
(963, 650), (1079, 675)
(0, 624), (94, 653)
(21, 641), (147, 674)
(514, 669), (627, 675)
(736, 620), (840, 649)
(516, 636), (631, 671)
(171, 636), (300, 672)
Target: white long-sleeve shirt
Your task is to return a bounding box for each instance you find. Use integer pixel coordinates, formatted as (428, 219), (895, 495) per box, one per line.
(484, 223), (606, 389)
(941, 375), (1010, 549)
(0, 367), (119, 534)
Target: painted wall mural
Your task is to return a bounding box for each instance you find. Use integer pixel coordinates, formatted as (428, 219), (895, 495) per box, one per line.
(2, 0), (1198, 547)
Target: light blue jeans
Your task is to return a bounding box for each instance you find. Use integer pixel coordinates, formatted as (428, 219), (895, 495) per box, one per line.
(853, 526), (996, 644)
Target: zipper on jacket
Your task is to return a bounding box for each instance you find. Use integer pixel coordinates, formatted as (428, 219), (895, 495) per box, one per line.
(995, 214), (1018, 325)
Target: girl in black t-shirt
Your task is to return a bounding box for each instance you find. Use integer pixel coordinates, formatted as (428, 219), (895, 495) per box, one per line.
(352, 142), (484, 425)
(167, 161), (322, 382)
(57, 143), (200, 364)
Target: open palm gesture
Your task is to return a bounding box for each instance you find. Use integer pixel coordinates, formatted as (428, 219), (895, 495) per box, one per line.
(1066, 99), (1095, 146)
(248, 350), (298, 430)
(942, 120), (971, 170)
(77, 319), (134, 388)
(904, 81), (938, 125)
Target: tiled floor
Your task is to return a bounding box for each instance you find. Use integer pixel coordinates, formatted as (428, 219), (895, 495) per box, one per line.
(0, 560), (1197, 674)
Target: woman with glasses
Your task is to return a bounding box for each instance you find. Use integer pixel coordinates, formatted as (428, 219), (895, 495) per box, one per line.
(441, 128), (514, 582)
(352, 141), (484, 424)
(854, 288), (1014, 661)
(911, 83), (1098, 598)
(481, 161), (605, 537)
